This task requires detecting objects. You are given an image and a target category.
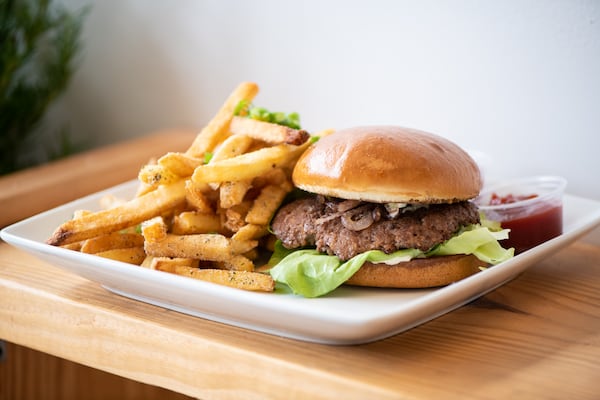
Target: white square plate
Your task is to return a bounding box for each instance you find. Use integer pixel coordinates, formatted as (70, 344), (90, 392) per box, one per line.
(3, 180), (600, 345)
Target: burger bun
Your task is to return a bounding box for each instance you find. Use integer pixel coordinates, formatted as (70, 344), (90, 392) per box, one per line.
(345, 254), (487, 288)
(292, 126), (482, 204)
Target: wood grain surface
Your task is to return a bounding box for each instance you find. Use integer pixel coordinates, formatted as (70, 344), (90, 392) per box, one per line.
(0, 341), (193, 400)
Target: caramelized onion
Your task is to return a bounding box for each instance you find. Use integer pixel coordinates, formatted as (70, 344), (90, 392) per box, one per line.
(341, 205), (374, 231)
(315, 201), (382, 231)
(316, 199), (362, 225)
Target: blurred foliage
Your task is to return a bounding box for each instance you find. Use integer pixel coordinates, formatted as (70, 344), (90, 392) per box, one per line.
(0, 0), (87, 175)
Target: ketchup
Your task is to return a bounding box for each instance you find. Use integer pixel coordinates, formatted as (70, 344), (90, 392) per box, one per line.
(489, 192), (538, 205)
(487, 192), (563, 254)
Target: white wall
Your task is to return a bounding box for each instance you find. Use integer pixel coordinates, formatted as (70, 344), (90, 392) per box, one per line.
(56, 0), (600, 200)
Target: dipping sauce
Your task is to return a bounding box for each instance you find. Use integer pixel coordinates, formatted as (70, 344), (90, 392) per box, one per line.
(476, 176), (567, 254)
(489, 193), (563, 254)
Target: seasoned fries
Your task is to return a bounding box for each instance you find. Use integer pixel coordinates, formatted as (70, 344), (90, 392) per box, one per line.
(210, 134), (254, 163)
(48, 180), (186, 246)
(144, 256), (199, 271)
(170, 267), (275, 292)
(185, 81), (259, 157)
(143, 232), (254, 262)
(95, 247), (147, 265)
(171, 211), (223, 235)
(138, 164), (181, 186)
(229, 116), (309, 145)
(245, 184), (289, 226)
(80, 232), (144, 254)
(191, 143), (309, 184)
(140, 217), (169, 242)
(46, 82), (321, 293)
(219, 180), (252, 208)
(157, 152), (203, 177)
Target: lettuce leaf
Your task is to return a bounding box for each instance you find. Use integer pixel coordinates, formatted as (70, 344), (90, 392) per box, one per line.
(428, 225), (513, 264)
(268, 225), (514, 298)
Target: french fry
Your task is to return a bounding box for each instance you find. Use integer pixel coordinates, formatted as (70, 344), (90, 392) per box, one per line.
(144, 233), (248, 261)
(252, 167), (290, 190)
(171, 211), (223, 235)
(186, 82), (259, 157)
(217, 254), (254, 272)
(231, 223), (268, 242)
(207, 134), (255, 190)
(241, 248), (259, 261)
(157, 152), (203, 177)
(61, 242), (83, 251)
(191, 143), (307, 184)
(140, 255), (155, 268)
(172, 266), (275, 292)
(95, 247), (147, 265)
(47, 180), (186, 246)
(135, 181), (155, 197)
(223, 201), (252, 233)
(210, 134), (254, 163)
(80, 232), (145, 254)
(229, 116), (309, 145)
(150, 257), (199, 272)
(219, 180), (252, 208)
(245, 184), (290, 226)
(230, 239), (259, 255)
(185, 180), (214, 213)
(141, 216), (168, 242)
(138, 164), (181, 186)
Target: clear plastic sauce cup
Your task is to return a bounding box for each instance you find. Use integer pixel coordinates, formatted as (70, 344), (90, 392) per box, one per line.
(475, 176), (567, 254)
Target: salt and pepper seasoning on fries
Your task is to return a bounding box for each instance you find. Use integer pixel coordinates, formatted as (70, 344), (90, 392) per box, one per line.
(46, 82), (320, 292)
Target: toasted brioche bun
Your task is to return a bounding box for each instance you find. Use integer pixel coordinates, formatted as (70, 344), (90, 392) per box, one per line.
(346, 254), (487, 288)
(292, 126), (482, 204)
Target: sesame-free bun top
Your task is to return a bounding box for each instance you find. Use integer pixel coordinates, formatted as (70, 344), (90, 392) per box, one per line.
(292, 126), (482, 203)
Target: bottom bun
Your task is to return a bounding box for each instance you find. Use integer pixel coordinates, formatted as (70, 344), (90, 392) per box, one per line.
(345, 254), (488, 289)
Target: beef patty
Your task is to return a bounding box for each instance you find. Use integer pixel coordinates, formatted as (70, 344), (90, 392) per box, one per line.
(271, 196), (480, 261)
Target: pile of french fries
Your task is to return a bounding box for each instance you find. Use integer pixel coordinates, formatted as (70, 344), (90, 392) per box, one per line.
(47, 82), (323, 292)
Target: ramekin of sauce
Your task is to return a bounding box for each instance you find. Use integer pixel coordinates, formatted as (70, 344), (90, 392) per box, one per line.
(475, 176), (567, 254)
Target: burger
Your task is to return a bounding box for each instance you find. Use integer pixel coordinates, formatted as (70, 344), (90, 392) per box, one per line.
(267, 126), (514, 297)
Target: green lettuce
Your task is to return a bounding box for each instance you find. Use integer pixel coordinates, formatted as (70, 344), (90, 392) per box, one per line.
(268, 225), (514, 298)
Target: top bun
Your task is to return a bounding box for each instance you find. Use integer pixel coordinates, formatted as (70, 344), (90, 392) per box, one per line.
(292, 126), (482, 203)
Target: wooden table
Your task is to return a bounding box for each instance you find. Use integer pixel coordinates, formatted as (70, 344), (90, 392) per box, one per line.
(1, 131), (599, 400)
